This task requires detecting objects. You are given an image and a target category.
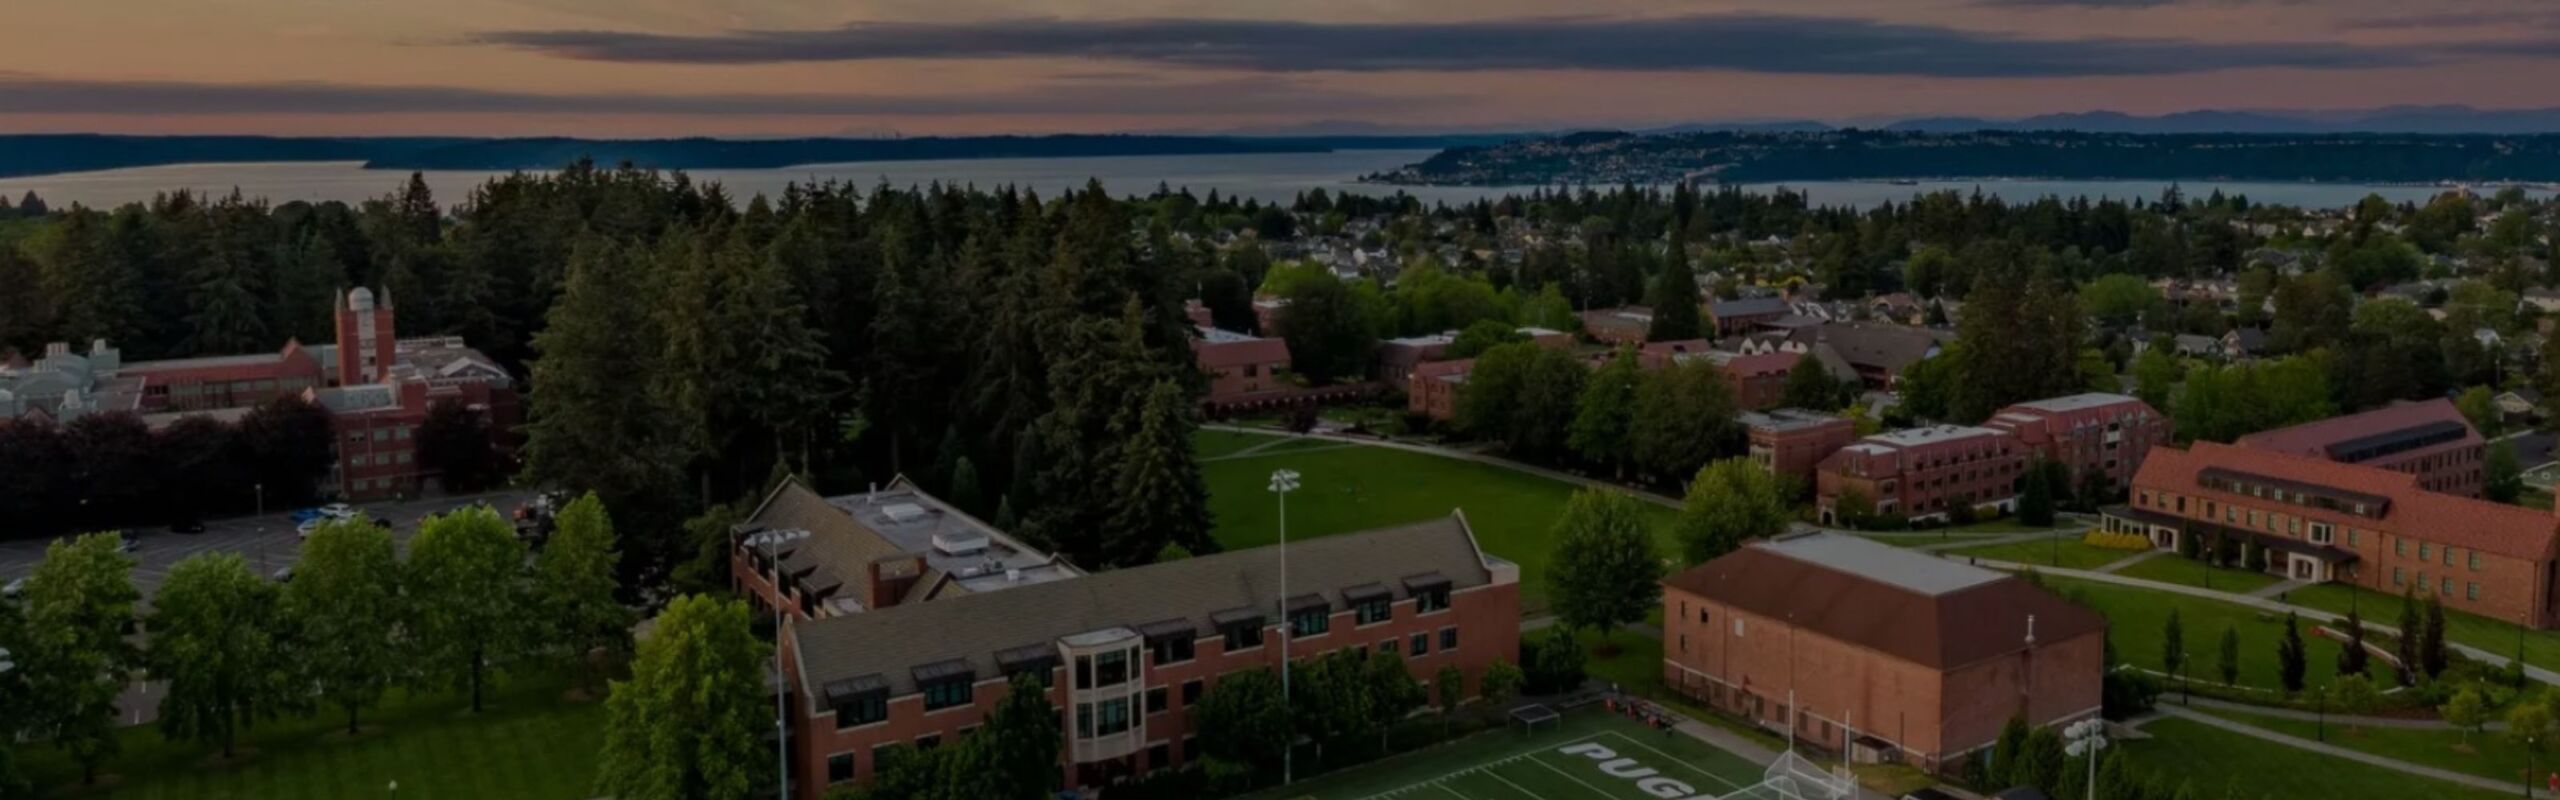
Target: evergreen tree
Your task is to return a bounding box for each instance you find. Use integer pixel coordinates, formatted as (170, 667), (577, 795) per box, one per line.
(2277, 612), (2308, 694)
(2395, 586), (2422, 686)
(1101, 380), (1215, 565)
(2162, 609), (2185, 678)
(2421, 591), (2449, 679)
(525, 237), (688, 577)
(2217, 626), (2240, 686)
(1779, 356), (1847, 411)
(2337, 607), (2369, 676)
(1646, 238), (1703, 341)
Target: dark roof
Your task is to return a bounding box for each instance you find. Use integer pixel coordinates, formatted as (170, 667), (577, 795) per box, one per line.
(2232, 398), (2479, 463)
(1710, 297), (1789, 319)
(1661, 534), (2105, 670)
(789, 515), (1498, 700)
(1817, 322), (1942, 374)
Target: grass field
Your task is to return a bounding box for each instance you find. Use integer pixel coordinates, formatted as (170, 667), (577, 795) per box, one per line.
(2044, 576), (2339, 692)
(1201, 432), (1677, 612)
(2284, 581), (2560, 676)
(2196, 705), (2534, 787)
(1248, 711), (1773, 800)
(2122, 717), (2512, 799)
(2110, 553), (2284, 595)
(21, 674), (605, 800)
(1944, 537), (2130, 571)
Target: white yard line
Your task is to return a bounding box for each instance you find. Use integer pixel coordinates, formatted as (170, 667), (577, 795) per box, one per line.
(1602, 730), (1749, 791)
(1520, 757), (1617, 800)
(1485, 769), (1560, 800)
(1351, 732), (1606, 800)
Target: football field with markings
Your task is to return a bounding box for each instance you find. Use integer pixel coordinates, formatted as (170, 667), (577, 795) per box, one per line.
(1255, 712), (1775, 800)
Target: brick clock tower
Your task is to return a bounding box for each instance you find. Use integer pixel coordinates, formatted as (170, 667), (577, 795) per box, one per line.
(333, 287), (396, 386)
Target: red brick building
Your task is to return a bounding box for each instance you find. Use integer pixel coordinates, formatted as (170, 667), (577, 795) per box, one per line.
(757, 508), (1522, 795)
(1742, 409), (1858, 490)
(1816, 425), (2027, 525)
(1189, 327), (1294, 410)
(7, 287), (517, 501)
(1982, 392), (2171, 497)
(1708, 297), (1790, 337)
(1661, 533), (2105, 772)
(2105, 441), (2560, 627)
(2233, 398), (2485, 497)
(1408, 359), (1474, 421)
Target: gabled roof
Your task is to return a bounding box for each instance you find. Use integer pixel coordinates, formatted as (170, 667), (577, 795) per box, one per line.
(2136, 442), (2559, 561)
(1662, 533), (2104, 670)
(1816, 322), (1942, 374)
(2232, 398), (2479, 462)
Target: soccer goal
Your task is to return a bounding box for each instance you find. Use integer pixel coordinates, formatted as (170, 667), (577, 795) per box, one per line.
(1714, 750), (1857, 800)
(1509, 703), (1561, 735)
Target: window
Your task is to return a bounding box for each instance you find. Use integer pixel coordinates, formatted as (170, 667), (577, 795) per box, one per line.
(1416, 588), (1451, 614)
(1379, 638), (1397, 655)
(1089, 697), (1133, 737)
(2396, 539), (2409, 557)
(922, 679), (974, 711)
(1181, 679), (1203, 705)
(2468, 582), (2482, 601)
(833, 692), (889, 729)
(1223, 625), (1264, 651)
(1699, 607), (1711, 624)
(2393, 567), (2405, 586)
(1291, 609), (1330, 637)
(1411, 632), (1430, 656)
(2308, 522), (2332, 544)
(1149, 742), (1172, 771)
(2445, 547), (2456, 567)
(2471, 552), (2483, 571)
(916, 734), (941, 750)
(1146, 687), (1168, 715)
(1150, 636), (1195, 666)
(2442, 577), (2454, 596)
(1356, 598), (1392, 626)
(2419, 543), (2432, 561)
(1440, 626), (1458, 650)
(826, 754), (855, 784)
(1077, 702), (1093, 738)
(1082, 649), (1133, 688)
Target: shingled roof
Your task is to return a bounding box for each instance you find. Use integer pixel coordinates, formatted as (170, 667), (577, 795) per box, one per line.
(1662, 533), (2105, 670)
(787, 514), (1500, 702)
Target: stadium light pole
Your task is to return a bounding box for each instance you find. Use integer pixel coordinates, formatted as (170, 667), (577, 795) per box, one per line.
(2064, 718), (2108, 800)
(746, 528), (811, 800)
(1270, 468), (1302, 786)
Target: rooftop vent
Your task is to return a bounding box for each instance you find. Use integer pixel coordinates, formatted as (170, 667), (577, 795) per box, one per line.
(932, 528), (990, 556)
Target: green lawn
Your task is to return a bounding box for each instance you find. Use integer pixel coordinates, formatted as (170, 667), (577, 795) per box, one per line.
(1198, 429), (1287, 458)
(1202, 434), (1677, 613)
(1941, 518), (2070, 534)
(1945, 537), (2132, 571)
(2045, 576), (2339, 692)
(22, 674), (607, 800)
(2121, 717), (2511, 799)
(1243, 710), (1769, 800)
(2195, 705), (2534, 787)
(2284, 581), (2560, 676)
(2111, 553), (2284, 595)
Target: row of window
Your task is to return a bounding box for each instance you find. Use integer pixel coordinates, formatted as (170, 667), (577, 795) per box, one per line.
(2391, 538), (2485, 572)
(2390, 568), (2485, 602)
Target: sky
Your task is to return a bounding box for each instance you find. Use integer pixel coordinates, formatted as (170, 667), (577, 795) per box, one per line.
(3, 0), (2558, 137)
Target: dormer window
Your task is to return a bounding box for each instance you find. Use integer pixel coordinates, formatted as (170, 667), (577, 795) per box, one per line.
(825, 675), (891, 729)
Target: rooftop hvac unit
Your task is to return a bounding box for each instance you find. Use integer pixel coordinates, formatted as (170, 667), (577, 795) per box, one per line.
(933, 529), (990, 556)
(881, 503), (929, 524)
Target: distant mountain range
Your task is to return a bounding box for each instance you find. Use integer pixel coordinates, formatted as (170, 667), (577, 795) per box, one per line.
(6, 107), (2560, 179)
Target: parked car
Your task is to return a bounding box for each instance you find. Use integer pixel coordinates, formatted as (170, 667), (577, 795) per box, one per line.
(290, 508), (324, 524)
(115, 536), (140, 554)
(169, 519), (207, 535)
(319, 503), (358, 520)
(296, 519), (324, 539)
(270, 565), (294, 583)
(2, 577), (24, 600)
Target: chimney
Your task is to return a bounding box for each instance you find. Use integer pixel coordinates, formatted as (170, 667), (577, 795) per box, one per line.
(867, 554), (926, 610)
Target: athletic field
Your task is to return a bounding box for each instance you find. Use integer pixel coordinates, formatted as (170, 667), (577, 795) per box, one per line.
(1253, 711), (1778, 800)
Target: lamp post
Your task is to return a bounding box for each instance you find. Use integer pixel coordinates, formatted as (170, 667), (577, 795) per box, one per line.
(745, 528), (811, 800)
(1269, 468), (1301, 786)
(2064, 718), (2109, 800)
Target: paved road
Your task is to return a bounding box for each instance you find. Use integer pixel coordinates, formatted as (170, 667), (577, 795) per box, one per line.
(2151, 705), (2521, 794)
(0, 490), (532, 598)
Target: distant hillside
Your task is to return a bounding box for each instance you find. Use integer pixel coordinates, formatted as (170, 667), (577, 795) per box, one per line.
(1368, 130), (2560, 186)
(0, 133), (1502, 179)
(1884, 106), (2560, 135)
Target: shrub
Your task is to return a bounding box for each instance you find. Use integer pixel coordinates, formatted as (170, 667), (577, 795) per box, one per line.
(2101, 670), (2162, 719)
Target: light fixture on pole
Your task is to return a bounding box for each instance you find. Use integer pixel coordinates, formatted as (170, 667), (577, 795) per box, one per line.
(1268, 468), (1301, 786)
(744, 527), (812, 800)
(2064, 718), (2109, 800)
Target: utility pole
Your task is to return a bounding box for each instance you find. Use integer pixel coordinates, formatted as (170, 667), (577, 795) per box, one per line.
(1269, 468), (1301, 787)
(746, 528), (810, 800)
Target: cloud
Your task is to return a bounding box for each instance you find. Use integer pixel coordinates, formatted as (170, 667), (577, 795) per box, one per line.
(2336, 10), (2560, 30)
(471, 13), (2430, 78)
(0, 75), (1439, 117)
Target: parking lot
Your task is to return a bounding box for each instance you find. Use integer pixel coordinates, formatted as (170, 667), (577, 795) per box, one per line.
(0, 489), (533, 598)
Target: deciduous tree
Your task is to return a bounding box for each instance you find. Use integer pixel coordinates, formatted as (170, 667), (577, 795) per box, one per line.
(539, 493), (631, 694)
(409, 507), (529, 712)
(1673, 458), (1788, 564)
(285, 519), (405, 733)
(595, 594), (771, 800)
(150, 553), (291, 758)
(1546, 489), (1661, 644)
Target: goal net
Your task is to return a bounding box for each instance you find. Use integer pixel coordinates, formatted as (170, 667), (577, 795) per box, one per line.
(1509, 703), (1561, 735)
(1714, 750), (1857, 800)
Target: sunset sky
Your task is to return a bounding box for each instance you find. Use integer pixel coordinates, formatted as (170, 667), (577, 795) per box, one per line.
(4, 0), (2557, 137)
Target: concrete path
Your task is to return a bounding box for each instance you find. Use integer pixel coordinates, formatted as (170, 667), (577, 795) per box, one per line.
(1963, 556), (2560, 686)
(2174, 695), (2500, 731)
(2092, 548), (2169, 574)
(2154, 705), (2520, 794)
(1200, 424), (1683, 508)
(2250, 578), (2314, 599)
(1908, 529), (2076, 553)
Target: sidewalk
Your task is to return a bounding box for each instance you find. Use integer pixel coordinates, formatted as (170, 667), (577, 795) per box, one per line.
(2153, 705), (2518, 794)
(2175, 695), (2501, 731)
(1965, 555), (2560, 686)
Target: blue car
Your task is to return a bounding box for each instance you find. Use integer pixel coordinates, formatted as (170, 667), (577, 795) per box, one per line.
(289, 508), (324, 524)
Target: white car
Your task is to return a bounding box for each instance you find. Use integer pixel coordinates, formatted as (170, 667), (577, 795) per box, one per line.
(297, 518), (324, 539)
(2, 577), (23, 599)
(319, 503), (358, 520)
